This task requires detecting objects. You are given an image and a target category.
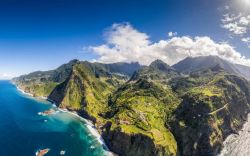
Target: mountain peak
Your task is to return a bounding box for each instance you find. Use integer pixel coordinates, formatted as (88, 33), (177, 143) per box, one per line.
(149, 59), (172, 71)
(172, 55), (238, 74)
(68, 59), (80, 64)
(150, 59), (169, 66)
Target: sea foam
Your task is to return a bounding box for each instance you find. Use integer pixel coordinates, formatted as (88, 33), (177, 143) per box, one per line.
(15, 83), (114, 156)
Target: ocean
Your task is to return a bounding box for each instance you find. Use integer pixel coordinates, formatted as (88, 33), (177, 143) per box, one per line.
(0, 81), (108, 156)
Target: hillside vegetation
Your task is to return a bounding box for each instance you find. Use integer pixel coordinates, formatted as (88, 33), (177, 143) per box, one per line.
(13, 56), (250, 156)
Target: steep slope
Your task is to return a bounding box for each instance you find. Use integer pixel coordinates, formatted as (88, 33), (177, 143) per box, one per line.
(103, 61), (250, 156)
(14, 59), (79, 83)
(48, 61), (126, 121)
(13, 60), (141, 97)
(102, 79), (181, 156)
(234, 64), (250, 80)
(12, 59), (79, 97)
(169, 68), (250, 155)
(48, 60), (181, 156)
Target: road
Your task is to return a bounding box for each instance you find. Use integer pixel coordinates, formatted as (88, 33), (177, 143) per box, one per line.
(208, 103), (229, 115)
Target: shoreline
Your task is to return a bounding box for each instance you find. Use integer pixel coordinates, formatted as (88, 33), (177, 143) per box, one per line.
(58, 108), (107, 146)
(16, 86), (34, 97)
(16, 86), (48, 100)
(57, 108), (115, 156)
(14, 83), (114, 156)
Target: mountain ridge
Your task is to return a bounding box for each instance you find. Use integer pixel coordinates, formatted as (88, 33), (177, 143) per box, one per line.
(172, 55), (250, 80)
(12, 55), (250, 156)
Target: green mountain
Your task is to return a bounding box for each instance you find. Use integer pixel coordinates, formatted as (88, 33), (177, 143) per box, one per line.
(12, 59), (80, 97)
(13, 57), (250, 156)
(130, 59), (179, 81)
(172, 55), (250, 79)
(169, 67), (250, 155)
(48, 61), (127, 121)
(13, 60), (140, 97)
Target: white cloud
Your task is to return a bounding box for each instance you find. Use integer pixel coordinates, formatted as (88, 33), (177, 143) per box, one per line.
(0, 73), (14, 80)
(168, 31), (177, 37)
(239, 16), (250, 25)
(222, 23), (247, 35)
(88, 23), (250, 66)
(221, 13), (250, 35)
(241, 37), (250, 48)
(221, 13), (250, 48)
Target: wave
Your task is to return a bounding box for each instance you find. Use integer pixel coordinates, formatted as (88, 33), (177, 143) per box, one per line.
(58, 108), (106, 146)
(57, 108), (115, 156)
(16, 86), (34, 97)
(15, 84), (48, 100)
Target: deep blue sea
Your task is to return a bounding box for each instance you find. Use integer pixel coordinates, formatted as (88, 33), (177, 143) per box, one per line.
(0, 81), (107, 156)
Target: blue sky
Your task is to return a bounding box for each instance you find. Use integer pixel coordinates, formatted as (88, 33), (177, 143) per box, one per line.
(0, 0), (250, 79)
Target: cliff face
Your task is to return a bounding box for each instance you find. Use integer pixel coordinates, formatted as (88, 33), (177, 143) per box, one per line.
(13, 58), (250, 156)
(49, 62), (125, 122)
(103, 130), (168, 156)
(169, 71), (250, 155)
(101, 79), (180, 156)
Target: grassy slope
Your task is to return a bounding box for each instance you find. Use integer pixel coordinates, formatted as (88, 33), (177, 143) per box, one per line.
(14, 61), (250, 156)
(170, 70), (250, 155)
(107, 79), (180, 155)
(48, 62), (181, 155)
(18, 81), (58, 97)
(57, 62), (126, 121)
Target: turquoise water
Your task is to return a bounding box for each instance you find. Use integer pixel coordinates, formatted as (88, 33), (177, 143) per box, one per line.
(0, 81), (107, 156)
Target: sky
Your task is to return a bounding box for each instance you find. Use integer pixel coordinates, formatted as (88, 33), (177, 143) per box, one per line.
(0, 0), (250, 79)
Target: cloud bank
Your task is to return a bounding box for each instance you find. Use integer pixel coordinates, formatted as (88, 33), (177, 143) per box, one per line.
(0, 73), (14, 80)
(88, 23), (250, 66)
